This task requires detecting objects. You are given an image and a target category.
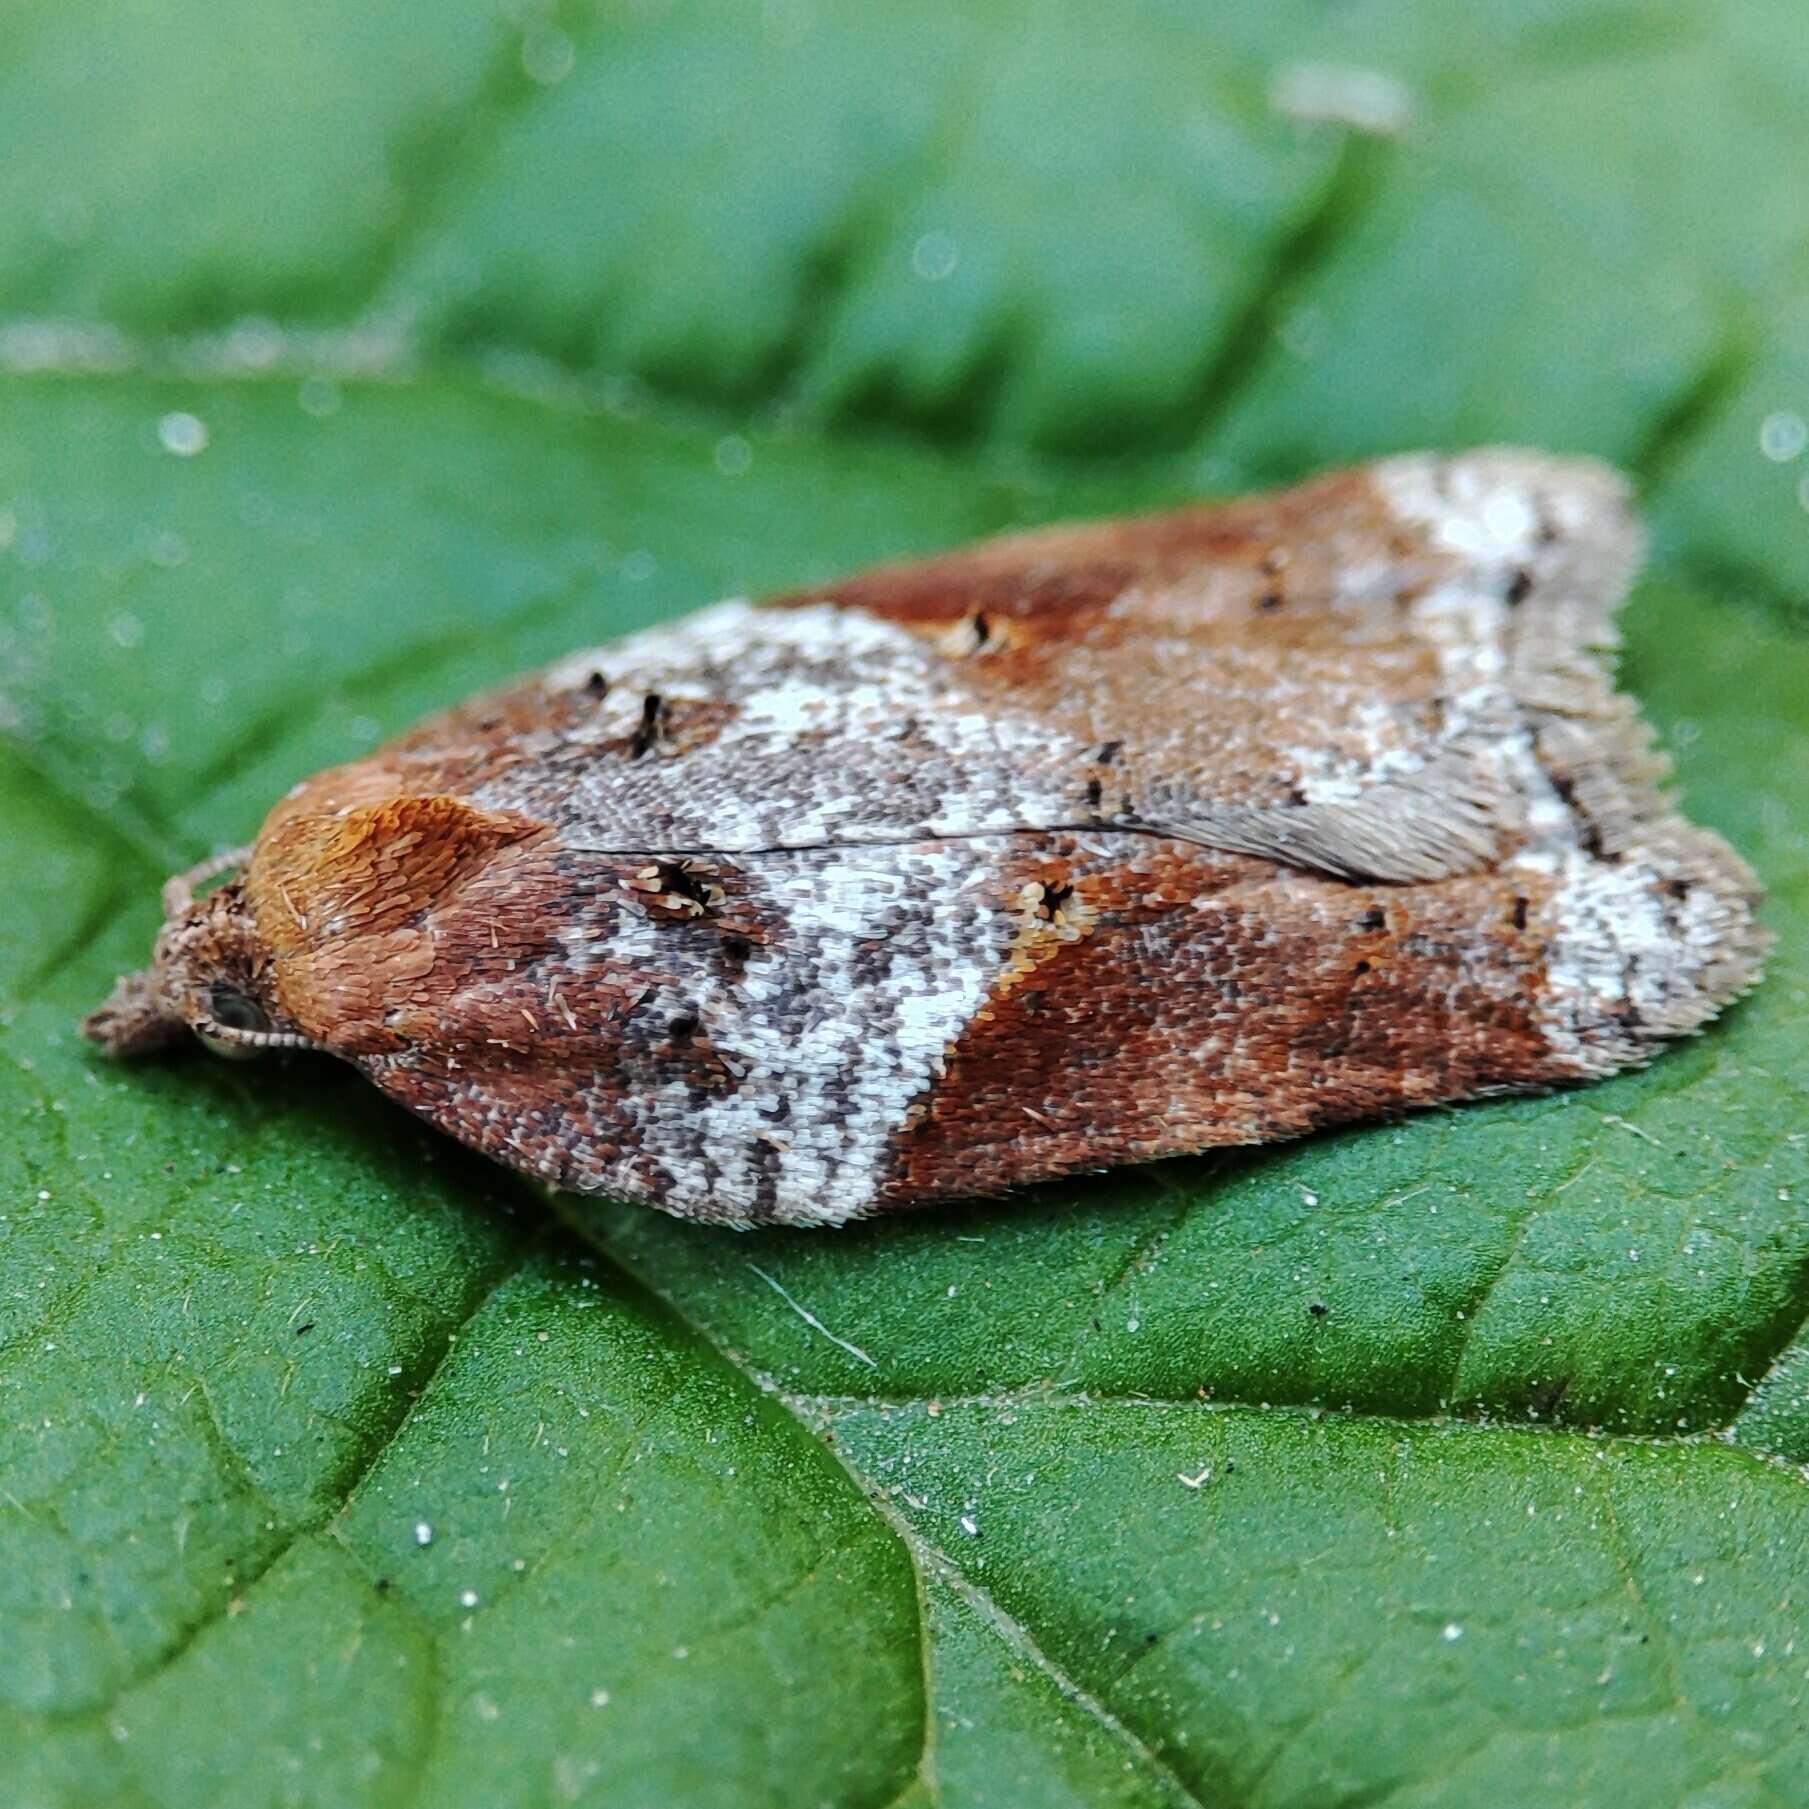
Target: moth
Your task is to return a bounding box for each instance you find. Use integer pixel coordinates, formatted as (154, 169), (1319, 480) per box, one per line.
(87, 450), (1766, 1227)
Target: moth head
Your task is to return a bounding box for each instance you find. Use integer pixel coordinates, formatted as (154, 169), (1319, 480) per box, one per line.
(83, 848), (315, 1061)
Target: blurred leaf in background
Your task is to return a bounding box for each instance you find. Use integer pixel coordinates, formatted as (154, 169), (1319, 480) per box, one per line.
(2, 3), (1807, 1805)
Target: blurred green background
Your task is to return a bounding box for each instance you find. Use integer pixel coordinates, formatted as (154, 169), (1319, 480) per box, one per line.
(3, 4), (1808, 1806)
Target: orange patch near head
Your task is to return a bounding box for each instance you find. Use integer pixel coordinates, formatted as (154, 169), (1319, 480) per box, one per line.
(245, 794), (546, 1050)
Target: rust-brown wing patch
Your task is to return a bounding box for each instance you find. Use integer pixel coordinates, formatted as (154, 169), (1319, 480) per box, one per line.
(884, 838), (1569, 1206)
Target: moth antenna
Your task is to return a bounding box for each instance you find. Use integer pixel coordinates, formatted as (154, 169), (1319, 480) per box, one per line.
(193, 1018), (323, 1053)
(162, 845), (254, 919)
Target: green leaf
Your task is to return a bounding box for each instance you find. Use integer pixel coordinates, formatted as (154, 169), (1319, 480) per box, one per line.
(3, 5), (1807, 1806)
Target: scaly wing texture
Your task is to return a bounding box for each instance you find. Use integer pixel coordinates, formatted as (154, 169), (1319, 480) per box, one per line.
(240, 451), (1766, 1224)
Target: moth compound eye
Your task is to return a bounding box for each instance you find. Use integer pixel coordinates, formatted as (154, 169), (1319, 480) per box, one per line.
(209, 985), (270, 1033)
(198, 984), (272, 1060)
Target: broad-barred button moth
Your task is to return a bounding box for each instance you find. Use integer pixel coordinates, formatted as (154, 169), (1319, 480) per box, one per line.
(87, 451), (1767, 1227)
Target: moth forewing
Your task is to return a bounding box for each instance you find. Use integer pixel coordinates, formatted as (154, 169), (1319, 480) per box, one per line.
(88, 450), (1767, 1227)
